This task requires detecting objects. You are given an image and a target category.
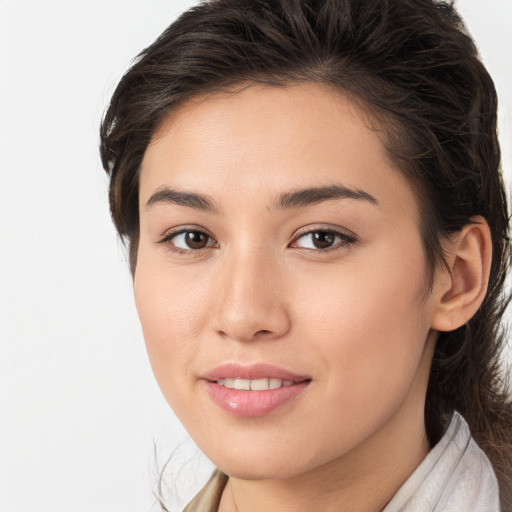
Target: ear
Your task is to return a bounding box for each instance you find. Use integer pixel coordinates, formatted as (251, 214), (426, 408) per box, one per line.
(431, 216), (492, 332)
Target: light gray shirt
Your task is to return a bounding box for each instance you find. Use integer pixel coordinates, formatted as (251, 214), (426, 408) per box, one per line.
(384, 411), (500, 511)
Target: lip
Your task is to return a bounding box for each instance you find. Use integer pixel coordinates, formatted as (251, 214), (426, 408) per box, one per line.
(203, 363), (310, 382)
(202, 363), (311, 418)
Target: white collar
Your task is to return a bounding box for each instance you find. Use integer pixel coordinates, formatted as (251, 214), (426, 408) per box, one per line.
(384, 411), (500, 511)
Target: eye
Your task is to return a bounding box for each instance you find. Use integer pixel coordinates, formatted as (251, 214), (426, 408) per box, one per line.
(291, 229), (356, 251)
(159, 229), (217, 252)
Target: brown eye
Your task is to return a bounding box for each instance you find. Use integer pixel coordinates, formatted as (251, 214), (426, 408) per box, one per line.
(311, 231), (335, 249)
(183, 231), (209, 249)
(162, 229), (216, 251)
(292, 229), (356, 251)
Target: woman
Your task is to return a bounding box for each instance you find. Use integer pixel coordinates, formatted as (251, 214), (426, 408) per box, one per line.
(100, 0), (512, 510)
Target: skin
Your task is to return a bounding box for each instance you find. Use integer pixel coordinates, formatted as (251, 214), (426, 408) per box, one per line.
(134, 83), (477, 512)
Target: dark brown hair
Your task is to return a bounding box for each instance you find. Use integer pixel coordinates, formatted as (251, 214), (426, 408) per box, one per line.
(100, 0), (512, 507)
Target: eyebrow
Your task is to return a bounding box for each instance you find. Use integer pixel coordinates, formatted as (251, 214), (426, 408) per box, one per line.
(145, 183), (378, 213)
(272, 184), (378, 210)
(145, 187), (220, 213)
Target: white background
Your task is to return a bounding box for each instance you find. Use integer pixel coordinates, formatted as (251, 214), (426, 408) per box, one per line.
(0, 1), (510, 511)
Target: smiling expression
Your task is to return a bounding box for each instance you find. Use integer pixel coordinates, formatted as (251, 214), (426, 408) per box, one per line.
(134, 83), (439, 480)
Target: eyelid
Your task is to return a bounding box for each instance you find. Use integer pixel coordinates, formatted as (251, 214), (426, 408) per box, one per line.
(155, 224), (357, 254)
(289, 226), (358, 251)
(157, 225), (218, 252)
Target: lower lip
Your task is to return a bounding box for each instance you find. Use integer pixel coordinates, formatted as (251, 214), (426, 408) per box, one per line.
(205, 381), (310, 418)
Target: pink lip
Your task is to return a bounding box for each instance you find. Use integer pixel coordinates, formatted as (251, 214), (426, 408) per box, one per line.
(203, 363), (309, 382)
(202, 363), (311, 418)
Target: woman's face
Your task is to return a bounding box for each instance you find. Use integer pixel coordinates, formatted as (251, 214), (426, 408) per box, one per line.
(135, 84), (439, 479)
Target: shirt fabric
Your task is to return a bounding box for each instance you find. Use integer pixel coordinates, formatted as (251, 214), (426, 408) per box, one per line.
(183, 411), (501, 511)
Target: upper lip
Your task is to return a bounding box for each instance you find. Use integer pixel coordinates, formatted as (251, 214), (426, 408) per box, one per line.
(203, 363), (310, 382)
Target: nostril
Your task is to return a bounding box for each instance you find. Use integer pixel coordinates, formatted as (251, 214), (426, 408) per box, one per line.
(255, 329), (272, 337)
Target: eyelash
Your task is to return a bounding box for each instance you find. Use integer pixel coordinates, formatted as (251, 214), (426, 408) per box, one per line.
(290, 228), (357, 252)
(157, 227), (218, 255)
(157, 227), (357, 255)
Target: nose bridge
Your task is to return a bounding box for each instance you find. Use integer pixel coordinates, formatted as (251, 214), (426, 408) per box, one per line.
(213, 241), (290, 342)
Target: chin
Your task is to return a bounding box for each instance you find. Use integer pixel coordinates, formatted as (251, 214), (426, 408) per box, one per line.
(206, 443), (320, 481)
(217, 461), (297, 481)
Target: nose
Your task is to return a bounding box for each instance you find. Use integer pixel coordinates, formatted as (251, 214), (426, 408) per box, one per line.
(212, 249), (291, 343)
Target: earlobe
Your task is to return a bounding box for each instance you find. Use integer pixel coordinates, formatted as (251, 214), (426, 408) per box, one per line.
(431, 216), (492, 332)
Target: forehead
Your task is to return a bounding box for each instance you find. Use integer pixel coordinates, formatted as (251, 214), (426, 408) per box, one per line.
(147, 83), (381, 164)
(139, 83), (419, 221)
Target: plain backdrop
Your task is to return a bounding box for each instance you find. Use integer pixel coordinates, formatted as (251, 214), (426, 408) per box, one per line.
(0, 1), (511, 511)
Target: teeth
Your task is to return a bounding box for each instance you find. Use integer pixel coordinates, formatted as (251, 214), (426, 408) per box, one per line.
(222, 378), (235, 389)
(234, 378), (251, 390)
(250, 378), (269, 391)
(269, 378), (281, 389)
(216, 378), (296, 390)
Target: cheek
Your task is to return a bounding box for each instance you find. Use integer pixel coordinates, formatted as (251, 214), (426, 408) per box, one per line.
(293, 242), (431, 413)
(133, 257), (210, 399)
(297, 241), (428, 334)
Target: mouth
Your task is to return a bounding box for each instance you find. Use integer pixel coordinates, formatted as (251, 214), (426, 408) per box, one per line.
(203, 363), (311, 417)
(215, 378), (297, 390)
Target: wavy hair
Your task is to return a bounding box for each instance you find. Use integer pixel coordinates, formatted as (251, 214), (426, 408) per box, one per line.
(100, 0), (512, 507)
